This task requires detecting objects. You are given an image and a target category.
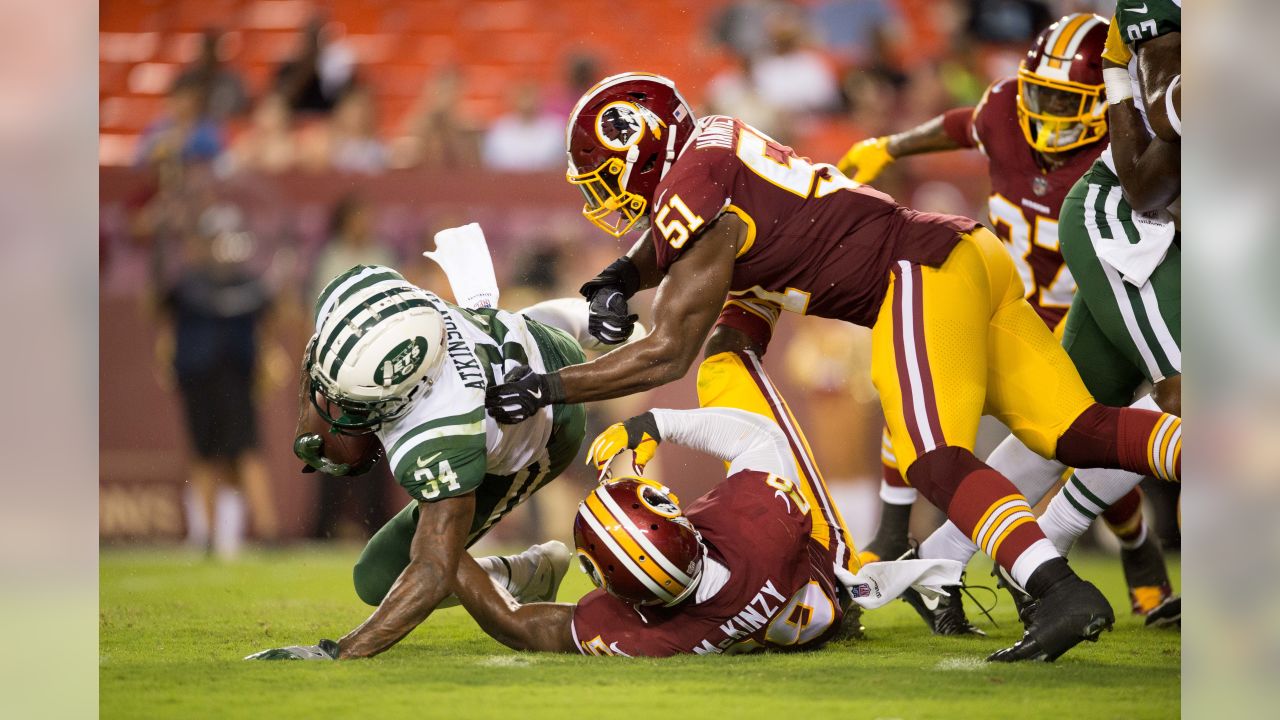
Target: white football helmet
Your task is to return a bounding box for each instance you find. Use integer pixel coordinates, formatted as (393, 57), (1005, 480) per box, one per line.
(307, 265), (447, 433)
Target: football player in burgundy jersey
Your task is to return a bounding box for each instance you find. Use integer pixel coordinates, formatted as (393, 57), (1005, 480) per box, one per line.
(451, 346), (961, 657)
(836, 13), (1173, 626)
(485, 72), (1183, 661)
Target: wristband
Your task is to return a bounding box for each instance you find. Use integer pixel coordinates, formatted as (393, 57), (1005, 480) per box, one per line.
(1103, 67), (1133, 105)
(1165, 75), (1181, 137)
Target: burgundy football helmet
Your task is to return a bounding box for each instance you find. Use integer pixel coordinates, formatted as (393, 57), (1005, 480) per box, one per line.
(566, 72), (697, 238)
(573, 477), (704, 606)
(1017, 13), (1109, 153)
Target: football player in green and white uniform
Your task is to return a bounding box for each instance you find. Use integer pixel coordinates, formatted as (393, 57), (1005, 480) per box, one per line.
(249, 257), (628, 660)
(989, 0), (1182, 655)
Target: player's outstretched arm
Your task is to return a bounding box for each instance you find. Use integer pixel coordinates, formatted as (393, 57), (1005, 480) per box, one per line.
(1104, 61), (1180, 212)
(484, 214), (743, 423)
(837, 109), (972, 182)
(557, 214), (741, 401)
(450, 554), (576, 653)
(335, 494), (475, 658)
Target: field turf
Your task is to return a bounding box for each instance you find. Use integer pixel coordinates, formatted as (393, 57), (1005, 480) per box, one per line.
(100, 546), (1180, 719)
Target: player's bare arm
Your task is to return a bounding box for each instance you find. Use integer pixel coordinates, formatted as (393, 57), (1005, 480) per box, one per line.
(837, 109), (971, 182)
(1135, 32), (1181, 143)
(1104, 61), (1180, 213)
(336, 493), (475, 658)
(449, 554), (576, 653)
(485, 213), (742, 422)
(559, 214), (742, 401)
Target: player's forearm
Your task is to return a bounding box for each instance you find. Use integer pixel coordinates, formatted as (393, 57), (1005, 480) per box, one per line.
(624, 231), (663, 291)
(336, 560), (451, 658)
(556, 330), (701, 403)
(1108, 100), (1180, 212)
(651, 407), (796, 478)
(886, 113), (966, 158)
(1137, 32), (1181, 143)
(452, 556), (576, 653)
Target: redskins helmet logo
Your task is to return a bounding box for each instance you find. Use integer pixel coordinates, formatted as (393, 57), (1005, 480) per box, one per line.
(595, 101), (646, 151)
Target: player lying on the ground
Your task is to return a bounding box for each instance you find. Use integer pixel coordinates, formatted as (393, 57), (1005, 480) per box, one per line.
(450, 349), (960, 657)
(247, 226), (640, 660)
(835, 13), (1174, 631)
(483, 72), (1182, 662)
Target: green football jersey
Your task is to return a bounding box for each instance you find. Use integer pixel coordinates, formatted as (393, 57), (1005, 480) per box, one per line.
(1115, 0), (1180, 46)
(315, 265), (586, 544)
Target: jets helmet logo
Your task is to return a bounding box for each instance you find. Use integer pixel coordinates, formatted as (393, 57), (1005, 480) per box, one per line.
(374, 337), (429, 387)
(595, 102), (645, 151)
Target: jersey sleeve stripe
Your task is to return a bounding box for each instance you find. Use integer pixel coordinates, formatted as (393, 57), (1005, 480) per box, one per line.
(388, 413), (486, 471)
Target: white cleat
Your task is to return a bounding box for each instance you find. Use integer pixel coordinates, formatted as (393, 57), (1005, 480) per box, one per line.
(510, 540), (573, 604)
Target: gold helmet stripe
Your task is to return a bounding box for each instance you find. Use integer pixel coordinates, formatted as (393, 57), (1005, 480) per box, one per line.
(584, 491), (688, 599)
(1046, 13), (1093, 69)
(578, 495), (675, 602)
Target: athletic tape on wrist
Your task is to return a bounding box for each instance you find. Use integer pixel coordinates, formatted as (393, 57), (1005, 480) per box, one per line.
(1103, 67), (1133, 105)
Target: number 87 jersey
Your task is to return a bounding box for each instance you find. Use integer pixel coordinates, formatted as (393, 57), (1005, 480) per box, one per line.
(650, 115), (979, 329)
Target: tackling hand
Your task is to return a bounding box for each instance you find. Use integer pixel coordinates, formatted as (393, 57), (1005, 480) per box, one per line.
(579, 257), (641, 345)
(836, 137), (894, 184)
(587, 411), (662, 473)
(245, 639), (339, 661)
(485, 365), (564, 425)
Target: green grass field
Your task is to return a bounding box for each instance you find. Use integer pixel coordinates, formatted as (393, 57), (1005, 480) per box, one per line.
(100, 546), (1179, 719)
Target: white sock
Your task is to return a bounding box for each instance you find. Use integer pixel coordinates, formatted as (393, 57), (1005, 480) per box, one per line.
(1011, 538), (1061, 589)
(879, 479), (917, 505)
(183, 486), (209, 547)
(1041, 468), (1146, 555)
(986, 433), (1067, 504)
(919, 520), (979, 566)
(213, 487), (246, 560)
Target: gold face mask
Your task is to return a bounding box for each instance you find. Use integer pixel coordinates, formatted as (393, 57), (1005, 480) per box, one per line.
(567, 157), (648, 238)
(1016, 68), (1107, 153)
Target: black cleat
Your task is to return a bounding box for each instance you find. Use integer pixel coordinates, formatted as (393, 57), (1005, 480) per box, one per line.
(1143, 594), (1181, 629)
(987, 575), (1114, 662)
(897, 550), (987, 636)
(992, 562), (1039, 629)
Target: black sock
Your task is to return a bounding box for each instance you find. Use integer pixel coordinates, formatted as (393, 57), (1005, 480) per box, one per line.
(1026, 557), (1075, 599)
(867, 501), (912, 557)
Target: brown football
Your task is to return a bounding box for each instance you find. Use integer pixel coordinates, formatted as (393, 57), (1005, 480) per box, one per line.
(304, 396), (383, 469)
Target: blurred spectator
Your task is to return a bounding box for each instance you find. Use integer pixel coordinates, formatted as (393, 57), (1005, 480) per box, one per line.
(752, 5), (840, 114)
(274, 17), (356, 114)
(173, 29), (248, 122)
(547, 52), (603, 119)
(706, 52), (785, 138)
(309, 194), (395, 300)
(301, 86), (387, 174)
(391, 68), (481, 169)
(482, 83), (566, 173)
(152, 203), (282, 559)
(135, 77), (224, 167)
(223, 94), (298, 175)
(966, 0), (1052, 44)
(810, 0), (905, 67)
(710, 0), (781, 59)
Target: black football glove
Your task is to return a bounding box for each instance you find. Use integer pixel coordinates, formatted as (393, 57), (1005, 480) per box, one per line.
(245, 638), (339, 661)
(579, 257), (642, 346)
(485, 365), (566, 425)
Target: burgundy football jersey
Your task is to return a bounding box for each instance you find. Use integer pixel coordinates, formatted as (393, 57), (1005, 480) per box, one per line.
(650, 115), (977, 328)
(944, 78), (1106, 328)
(570, 469), (846, 657)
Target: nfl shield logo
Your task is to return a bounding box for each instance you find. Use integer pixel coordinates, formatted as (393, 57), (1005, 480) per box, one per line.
(851, 584), (872, 598)
(1032, 176), (1049, 197)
